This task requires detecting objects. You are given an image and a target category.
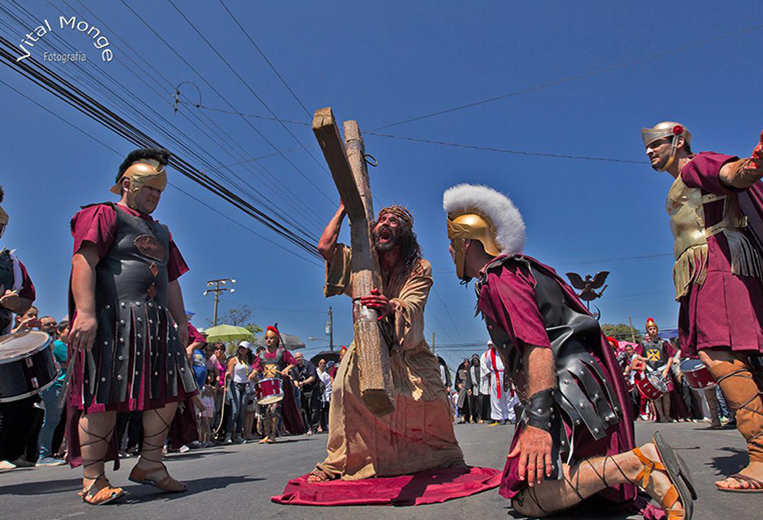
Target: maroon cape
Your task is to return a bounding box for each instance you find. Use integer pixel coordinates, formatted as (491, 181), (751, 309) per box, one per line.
(281, 375), (305, 435)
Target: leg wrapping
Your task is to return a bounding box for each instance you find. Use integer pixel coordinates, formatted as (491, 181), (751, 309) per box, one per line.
(709, 360), (763, 462)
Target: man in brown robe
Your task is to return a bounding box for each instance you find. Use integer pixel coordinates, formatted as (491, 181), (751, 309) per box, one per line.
(309, 202), (464, 481)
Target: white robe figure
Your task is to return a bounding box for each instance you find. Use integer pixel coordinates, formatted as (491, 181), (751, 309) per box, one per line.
(480, 345), (517, 423)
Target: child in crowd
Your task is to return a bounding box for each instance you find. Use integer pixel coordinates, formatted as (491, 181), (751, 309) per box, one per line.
(199, 374), (216, 447)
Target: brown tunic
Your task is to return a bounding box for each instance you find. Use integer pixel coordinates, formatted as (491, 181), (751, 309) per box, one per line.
(316, 244), (464, 480)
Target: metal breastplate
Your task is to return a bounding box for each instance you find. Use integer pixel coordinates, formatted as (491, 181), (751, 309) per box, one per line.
(259, 348), (284, 379)
(666, 176), (708, 259)
(667, 177), (756, 299)
(0, 250), (14, 332)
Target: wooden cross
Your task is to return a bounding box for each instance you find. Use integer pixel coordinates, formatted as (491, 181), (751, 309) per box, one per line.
(312, 107), (395, 416)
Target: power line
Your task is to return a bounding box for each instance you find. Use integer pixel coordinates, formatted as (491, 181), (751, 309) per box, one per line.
(426, 308), (457, 344)
(0, 70), (320, 268)
(118, 0), (335, 208)
(365, 132), (648, 164)
(0, 35), (322, 260)
(0, 77), (122, 156)
(7, 0), (321, 241)
(371, 22), (763, 130)
(168, 184), (323, 267)
(68, 0), (326, 233)
(186, 102), (646, 165)
(431, 286), (466, 342)
(216, 0), (312, 118)
(164, 0), (336, 202)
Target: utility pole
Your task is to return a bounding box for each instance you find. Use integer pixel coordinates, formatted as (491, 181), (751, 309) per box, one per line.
(432, 332), (436, 355)
(203, 278), (236, 326)
(628, 316), (638, 344)
(328, 306), (334, 352)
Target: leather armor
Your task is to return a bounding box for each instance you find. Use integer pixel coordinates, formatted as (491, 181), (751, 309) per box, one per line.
(478, 256), (622, 458)
(84, 203), (196, 407)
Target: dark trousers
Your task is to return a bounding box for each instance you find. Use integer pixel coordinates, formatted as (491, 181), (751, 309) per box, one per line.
(468, 394), (483, 422)
(0, 397), (38, 462)
(300, 387), (321, 433)
(116, 411), (143, 451)
(51, 407), (67, 455)
(25, 405), (43, 462)
(482, 394), (491, 420)
(320, 401), (330, 431)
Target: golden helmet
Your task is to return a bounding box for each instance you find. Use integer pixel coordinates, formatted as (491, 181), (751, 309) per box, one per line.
(443, 184), (525, 279)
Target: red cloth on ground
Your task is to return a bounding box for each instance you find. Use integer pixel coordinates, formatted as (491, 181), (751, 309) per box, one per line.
(271, 466), (501, 506)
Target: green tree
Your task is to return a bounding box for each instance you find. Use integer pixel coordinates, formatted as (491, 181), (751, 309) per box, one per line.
(600, 323), (642, 343)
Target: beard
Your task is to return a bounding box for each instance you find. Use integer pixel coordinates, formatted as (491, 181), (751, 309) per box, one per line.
(374, 225), (399, 253)
(650, 152), (671, 172)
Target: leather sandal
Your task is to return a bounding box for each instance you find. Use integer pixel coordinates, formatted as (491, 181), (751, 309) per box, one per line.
(82, 480), (125, 505)
(632, 432), (696, 520)
(717, 473), (763, 493)
(129, 462), (187, 493)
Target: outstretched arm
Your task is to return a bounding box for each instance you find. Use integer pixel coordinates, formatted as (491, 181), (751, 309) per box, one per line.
(720, 130), (763, 189)
(317, 202), (346, 262)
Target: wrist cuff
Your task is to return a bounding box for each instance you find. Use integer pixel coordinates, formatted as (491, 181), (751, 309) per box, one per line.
(526, 388), (556, 432)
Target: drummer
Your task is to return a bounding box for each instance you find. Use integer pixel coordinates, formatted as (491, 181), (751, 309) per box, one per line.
(251, 326), (296, 444)
(0, 185), (36, 336)
(0, 184), (38, 472)
(637, 319), (689, 422)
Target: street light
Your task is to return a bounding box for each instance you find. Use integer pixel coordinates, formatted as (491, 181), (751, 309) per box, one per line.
(308, 337), (329, 343)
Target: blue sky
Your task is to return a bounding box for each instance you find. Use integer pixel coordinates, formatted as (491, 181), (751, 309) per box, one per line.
(1, 1), (762, 369)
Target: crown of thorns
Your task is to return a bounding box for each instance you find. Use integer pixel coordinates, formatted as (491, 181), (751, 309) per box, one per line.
(378, 205), (414, 227)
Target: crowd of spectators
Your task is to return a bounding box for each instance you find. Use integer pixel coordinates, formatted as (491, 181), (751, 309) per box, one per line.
(0, 307), (344, 470)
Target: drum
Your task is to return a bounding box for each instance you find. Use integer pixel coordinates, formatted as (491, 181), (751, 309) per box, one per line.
(636, 373), (668, 400)
(680, 359), (717, 390)
(255, 377), (283, 405)
(0, 330), (58, 403)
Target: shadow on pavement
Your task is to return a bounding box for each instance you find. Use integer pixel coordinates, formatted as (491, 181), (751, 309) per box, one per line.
(166, 449), (236, 461)
(708, 447), (748, 475)
(119, 475), (265, 504)
(0, 477), (84, 496)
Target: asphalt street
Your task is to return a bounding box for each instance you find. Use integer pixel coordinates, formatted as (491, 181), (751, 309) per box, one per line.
(0, 421), (757, 520)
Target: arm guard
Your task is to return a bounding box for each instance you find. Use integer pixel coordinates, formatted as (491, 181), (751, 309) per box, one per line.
(526, 388), (556, 432)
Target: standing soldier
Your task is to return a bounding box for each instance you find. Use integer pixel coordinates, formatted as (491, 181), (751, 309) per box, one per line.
(641, 123), (763, 492)
(66, 149), (198, 504)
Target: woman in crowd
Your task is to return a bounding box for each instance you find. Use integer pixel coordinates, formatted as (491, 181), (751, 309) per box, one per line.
(225, 342), (254, 444)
